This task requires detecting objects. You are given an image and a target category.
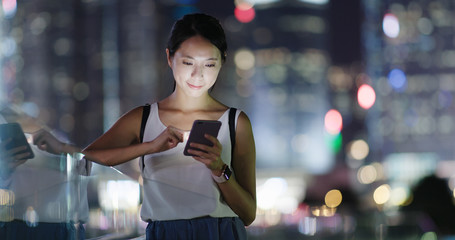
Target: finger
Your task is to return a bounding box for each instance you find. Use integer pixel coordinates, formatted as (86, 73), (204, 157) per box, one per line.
(188, 147), (218, 161)
(168, 127), (184, 142)
(204, 134), (218, 145)
(192, 155), (212, 165)
(191, 141), (221, 157)
(14, 152), (32, 161)
(31, 130), (45, 144)
(9, 145), (28, 155)
(8, 159), (27, 168)
(204, 134), (223, 151)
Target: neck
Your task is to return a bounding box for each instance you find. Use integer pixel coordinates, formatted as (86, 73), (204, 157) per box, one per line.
(164, 90), (215, 111)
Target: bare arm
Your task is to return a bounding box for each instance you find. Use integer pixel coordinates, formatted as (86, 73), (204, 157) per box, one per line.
(82, 106), (183, 166)
(190, 112), (256, 225)
(218, 112), (256, 225)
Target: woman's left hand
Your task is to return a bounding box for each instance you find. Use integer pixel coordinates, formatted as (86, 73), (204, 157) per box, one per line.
(32, 129), (65, 155)
(187, 134), (225, 175)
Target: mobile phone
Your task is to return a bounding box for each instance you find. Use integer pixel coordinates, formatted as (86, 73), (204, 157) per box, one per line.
(183, 120), (222, 156)
(0, 122), (34, 159)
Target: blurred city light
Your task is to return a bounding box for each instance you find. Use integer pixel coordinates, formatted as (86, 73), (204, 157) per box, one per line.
(382, 13), (400, 38)
(388, 185), (409, 206)
(324, 131), (342, 153)
(347, 139), (369, 160)
(297, 0), (329, 5)
(234, 3), (255, 23)
(236, 0), (279, 5)
(357, 84), (375, 109)
(324, 189), (342, 208)
(357, 165), (377, 184)
(98, 180), (140, 211)
(1, 0), (17, 18)
(234, 48), (255, 70)
(373, 184), (391, 205)
(421, 231), (437, 240)
(257, 177), (288, 210)
(324, 109), (342, 134)
(387, 68), (407, 92)
(254, 170), (306, 228)
(298, 216), (316, 236)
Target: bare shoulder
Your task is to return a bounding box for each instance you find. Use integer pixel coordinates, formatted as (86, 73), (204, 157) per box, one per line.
(237, 111), (253, 132)
(107, 105), (148, 140)
(116, 105), (145, 125)
(235, 111), (255, 156)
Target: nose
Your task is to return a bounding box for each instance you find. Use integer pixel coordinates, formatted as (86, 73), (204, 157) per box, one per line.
(191, 65), (203, 79)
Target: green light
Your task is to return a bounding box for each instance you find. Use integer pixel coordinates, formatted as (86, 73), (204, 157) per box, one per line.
(325, 132), (342, 153)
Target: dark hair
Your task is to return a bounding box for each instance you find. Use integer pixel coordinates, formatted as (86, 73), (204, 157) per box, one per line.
(167, 13), (227, 63)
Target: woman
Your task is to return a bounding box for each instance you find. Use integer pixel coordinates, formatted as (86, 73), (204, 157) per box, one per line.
(83, 13), (256, 239)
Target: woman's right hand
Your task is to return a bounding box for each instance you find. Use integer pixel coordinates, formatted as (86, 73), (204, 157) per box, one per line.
(0, 139), (33, 162)
(149, 126), (184, 153)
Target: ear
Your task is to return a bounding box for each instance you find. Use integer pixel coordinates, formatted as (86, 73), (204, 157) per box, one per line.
(166, 48), (172, 68)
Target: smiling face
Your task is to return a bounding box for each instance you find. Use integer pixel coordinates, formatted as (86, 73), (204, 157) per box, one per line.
(167, 35), (222, 98)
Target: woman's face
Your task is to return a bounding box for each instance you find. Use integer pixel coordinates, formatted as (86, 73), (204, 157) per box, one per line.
(167, 35), (222, 97)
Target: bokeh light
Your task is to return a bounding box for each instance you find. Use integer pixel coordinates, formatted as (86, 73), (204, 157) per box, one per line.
(389, 186), (410, 206)
(324, 189), (342, 208)
(348, 139), (369, 160)
(388, 68), (407, 92)
(373, 184), (391, 205)
(383, 13), (399, 38)
(421, 231), (437, 240)
(324, 109), (343, 135)
(324, 132), (342, 153)
(234, 49), (255, 70)
(2, 0), (17, 18)
(257, 177), (288, 210)
(357, 84), (376, 109)
(98, 180), (140, 211)
(357, 165), (377, 184)
(234, 3), (255, 23)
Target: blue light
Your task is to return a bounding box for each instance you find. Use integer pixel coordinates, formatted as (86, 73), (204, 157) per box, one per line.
(387, 68), (407, 92)
(172, 6), (199, 20)
(175, 0), (199, 4)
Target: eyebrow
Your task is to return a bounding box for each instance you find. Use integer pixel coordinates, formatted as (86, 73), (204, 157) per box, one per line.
(182, 55), (218, 61)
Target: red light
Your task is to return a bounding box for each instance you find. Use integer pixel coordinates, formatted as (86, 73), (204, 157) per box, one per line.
(234, 4), (255, 23)
(324, 109), (343, 135)
(357, 84), (376, 109)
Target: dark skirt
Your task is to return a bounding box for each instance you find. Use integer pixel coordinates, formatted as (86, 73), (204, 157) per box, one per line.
(0, 220), (84, 240)
(146, 216), (247, 240)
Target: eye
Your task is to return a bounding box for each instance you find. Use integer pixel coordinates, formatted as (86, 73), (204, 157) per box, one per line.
(183, 61), (193, 66)
(205, 63), (216, 67)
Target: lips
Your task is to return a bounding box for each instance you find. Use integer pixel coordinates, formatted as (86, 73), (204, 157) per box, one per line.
(187, 82), (203, 89)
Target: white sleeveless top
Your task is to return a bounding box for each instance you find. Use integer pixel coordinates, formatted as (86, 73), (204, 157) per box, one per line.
(140, 103), (240, 221)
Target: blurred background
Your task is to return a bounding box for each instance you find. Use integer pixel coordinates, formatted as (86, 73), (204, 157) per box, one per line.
(1, 0), (455, 239)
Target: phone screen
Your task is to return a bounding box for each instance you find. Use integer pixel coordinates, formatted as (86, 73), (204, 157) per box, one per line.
(183, 120), (222, 156)
(0, 122), (35, 159)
